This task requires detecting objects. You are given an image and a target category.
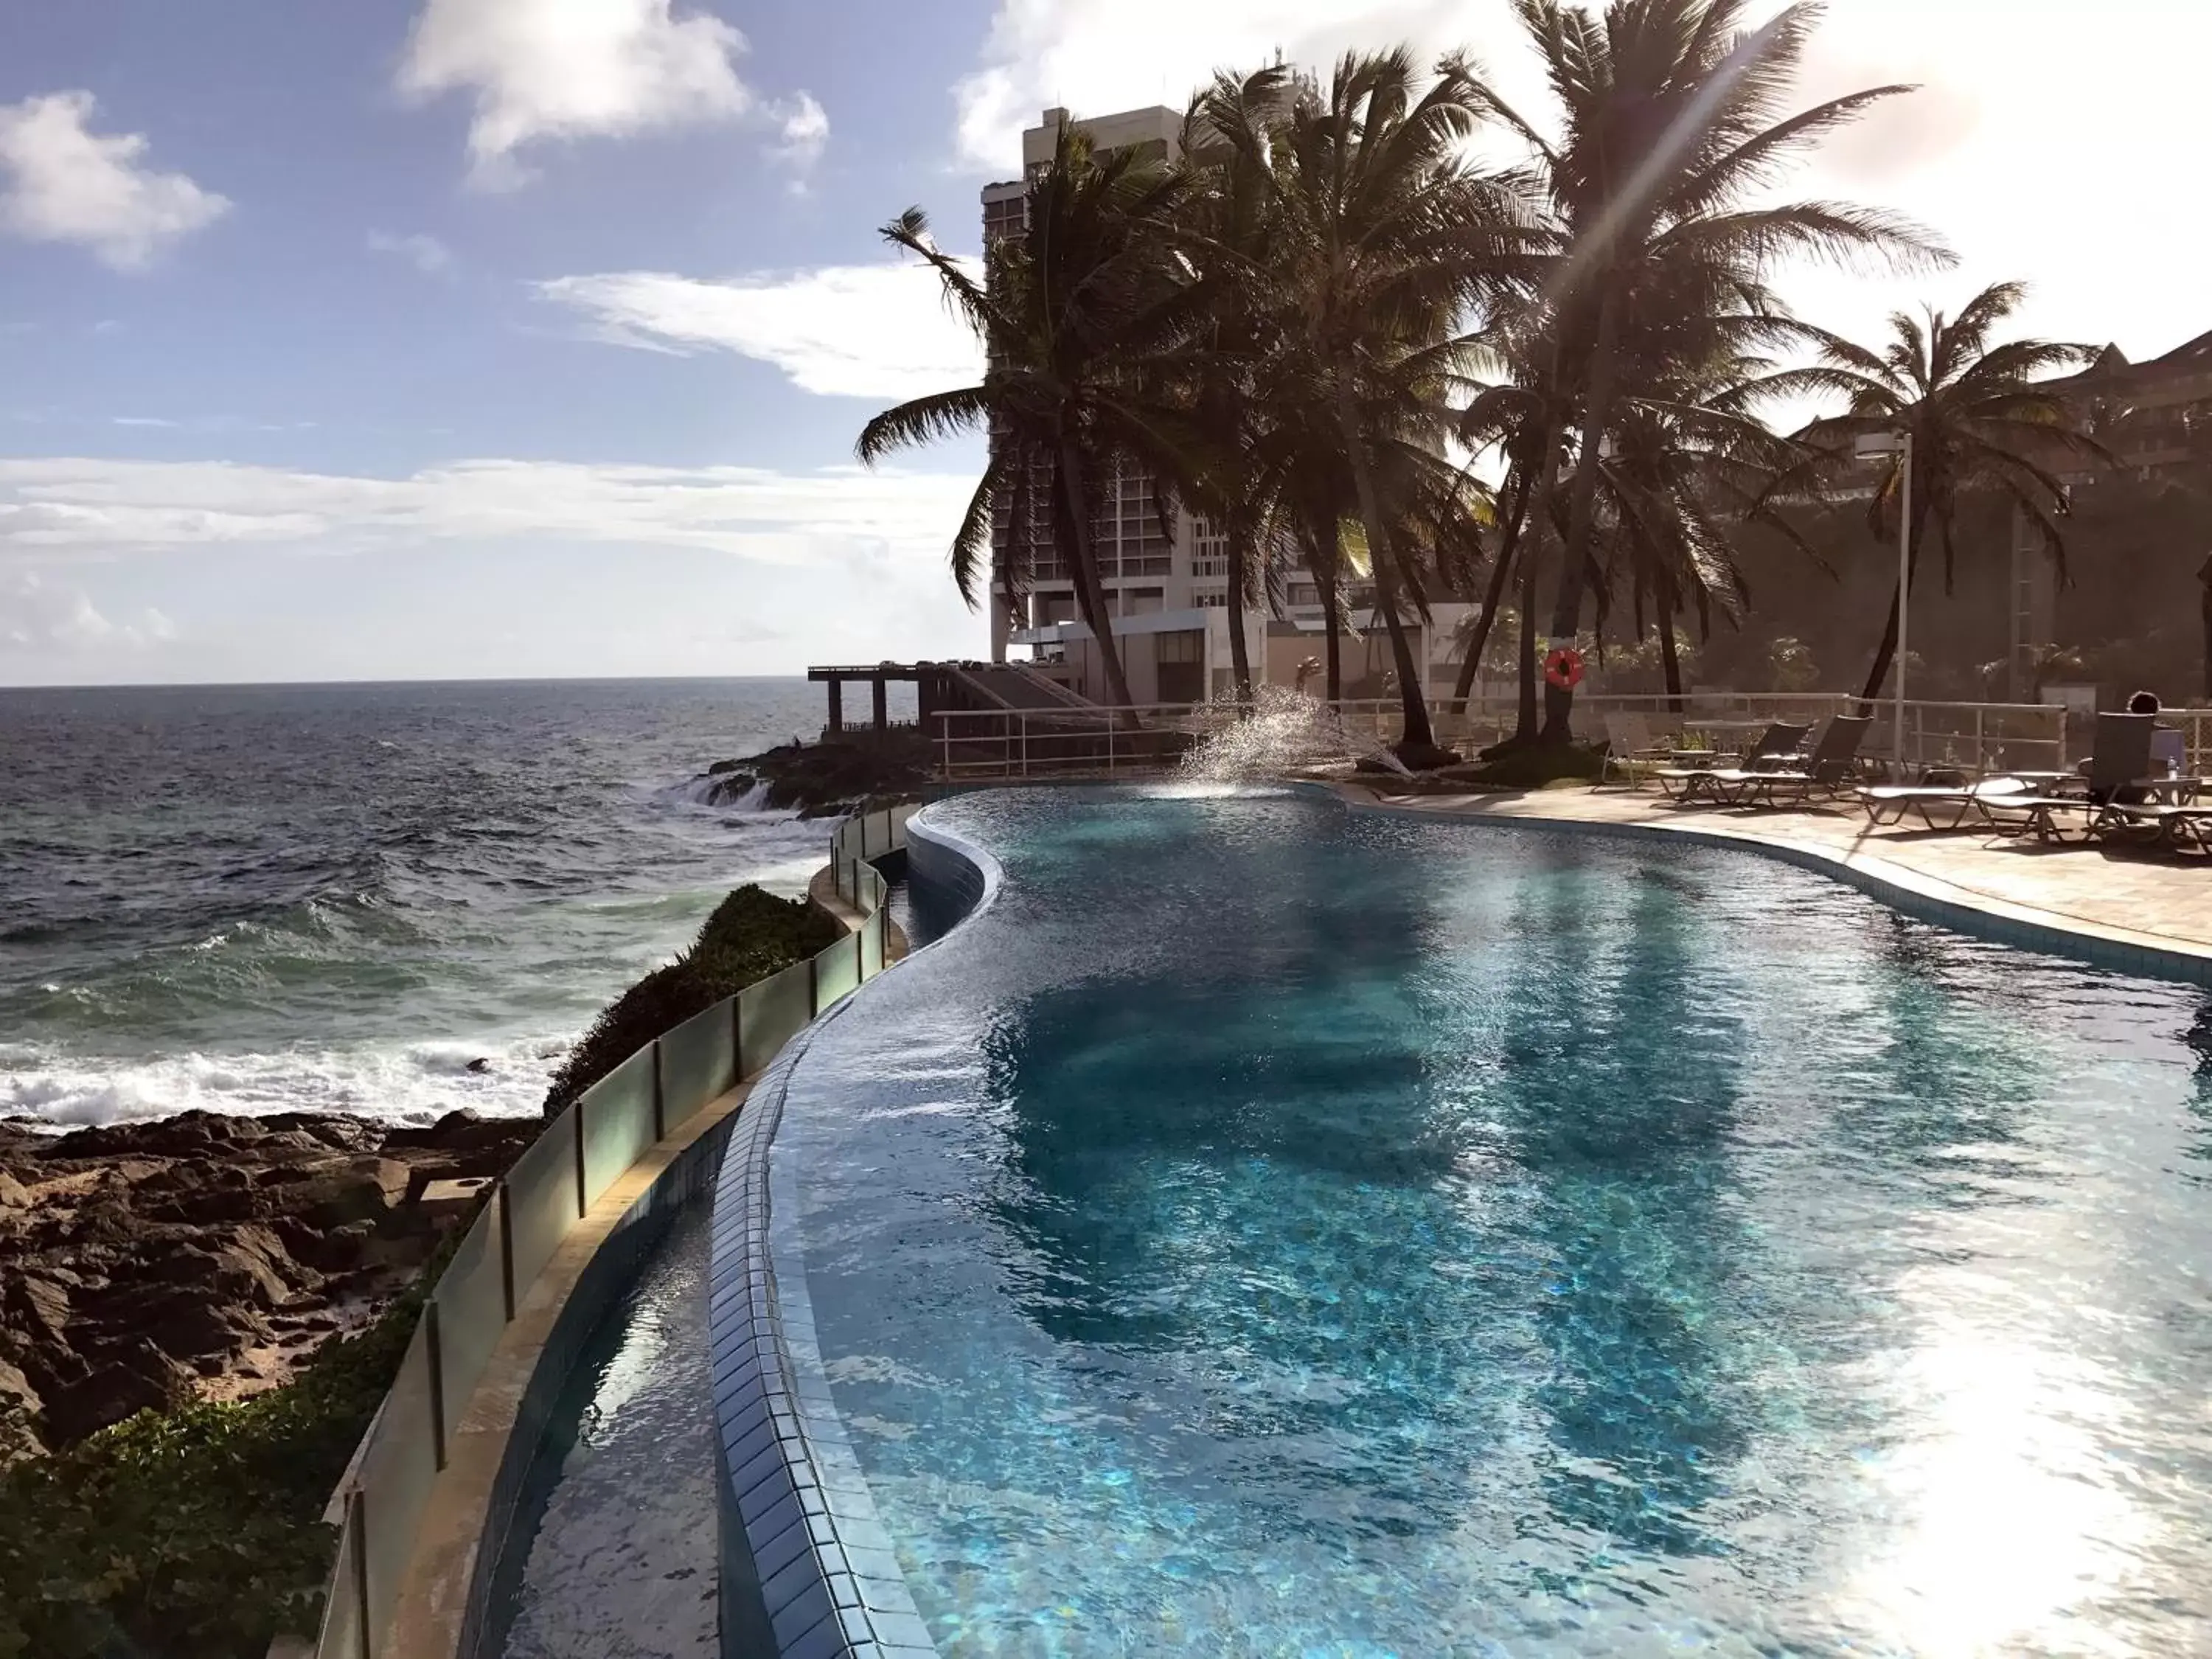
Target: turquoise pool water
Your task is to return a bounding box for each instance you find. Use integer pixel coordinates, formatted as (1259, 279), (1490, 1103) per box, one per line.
(775, 787), (2212, 1657)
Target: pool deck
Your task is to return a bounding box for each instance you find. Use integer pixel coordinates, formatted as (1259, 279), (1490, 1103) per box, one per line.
(1342, 783), (2212, 973)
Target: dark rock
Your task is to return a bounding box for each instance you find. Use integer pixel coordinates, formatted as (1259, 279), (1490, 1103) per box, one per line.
(44, 1339), (195, 1443)
(0, 1105), (540, 1462)
(465, 1057), (491, 1074)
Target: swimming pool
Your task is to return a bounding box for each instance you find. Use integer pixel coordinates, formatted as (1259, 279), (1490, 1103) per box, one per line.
(769, 786), (2212, 1656)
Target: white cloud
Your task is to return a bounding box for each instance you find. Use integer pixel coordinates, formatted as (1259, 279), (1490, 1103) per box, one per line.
(769, 91), (829, 172)
(953, 0), (2212, 369)
(0, 456), (977, 568)
(0, 91), (229, 268)
(0, 570), (174, 651)
(368, 230), (454, 276)
(398, 0), (754, 186)
(537, 265), (983, 399)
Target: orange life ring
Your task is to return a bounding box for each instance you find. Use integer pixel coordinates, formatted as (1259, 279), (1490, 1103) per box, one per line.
(1544, 647), (1586, 690)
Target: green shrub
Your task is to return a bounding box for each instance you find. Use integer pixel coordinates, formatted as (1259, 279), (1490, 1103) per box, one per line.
(0, 1260), (435, 1659)
(540, 885), (841, 1117)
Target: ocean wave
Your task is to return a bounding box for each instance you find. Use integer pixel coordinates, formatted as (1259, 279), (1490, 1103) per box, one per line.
(661, 774), (776, 811)
(0, 1033), (568, 1129)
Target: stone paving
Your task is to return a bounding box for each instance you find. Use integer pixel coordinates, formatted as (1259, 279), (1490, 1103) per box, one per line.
(1352, 782), (2212, 964)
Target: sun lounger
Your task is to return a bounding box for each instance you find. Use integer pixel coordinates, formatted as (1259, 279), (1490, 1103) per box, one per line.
(1653, 720), (1811, 803)
(1599, 712), (1680, 789)
(1714, 716), (1874, 807)
(2096, 801), (2212, 853)
(1958, 713), (2158, 842)
(1858, 776), (2035, 830)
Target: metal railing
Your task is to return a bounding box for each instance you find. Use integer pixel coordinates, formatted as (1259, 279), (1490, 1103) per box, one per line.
(930, 694), (2077, 781)
(310, 807), (912, 1659)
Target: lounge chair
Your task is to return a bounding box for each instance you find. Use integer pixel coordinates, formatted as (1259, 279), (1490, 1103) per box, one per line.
(1986, 712), (2157, 841)
(1654, 721), (1811, 804)
(1599, 712), (1679, 789)
(1859, 774), (2044, 830)
(1721, 715), (1874, 807)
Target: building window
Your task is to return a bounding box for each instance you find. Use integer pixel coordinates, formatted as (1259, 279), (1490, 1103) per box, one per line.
(1288, 582), (1319, 607)
(1122, 587), (1166, 615)
(1194, 585), (1227, 608)
(1156, 629), (1203, 663)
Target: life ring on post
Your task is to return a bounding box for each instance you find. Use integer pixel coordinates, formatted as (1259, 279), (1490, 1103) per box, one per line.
(1544, 646), (1586, 690)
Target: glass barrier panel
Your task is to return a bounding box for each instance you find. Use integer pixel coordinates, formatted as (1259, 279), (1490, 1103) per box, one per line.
(891, 802), (918, 840)
(659, 996), (736, 1130)
(738, 961), (813, 1078)
(814, 932), (860, 1012)
(580, 1045), (656, 1211)
(860, 908), (885, 980)
(357, 1317), (439, 1653)
(504, 1104), (580, 1298)
(312, 1502), (364, 1659)
(428, 1192), (505, 1449)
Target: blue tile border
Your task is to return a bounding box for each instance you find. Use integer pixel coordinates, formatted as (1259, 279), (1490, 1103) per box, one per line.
(711, 820), (998, 1659)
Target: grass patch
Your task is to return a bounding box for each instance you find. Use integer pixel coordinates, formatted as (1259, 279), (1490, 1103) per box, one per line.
(541, 884), (841, 1117)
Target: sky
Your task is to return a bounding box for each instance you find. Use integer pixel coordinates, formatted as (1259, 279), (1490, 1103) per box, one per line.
(1, 0), (2205, 686)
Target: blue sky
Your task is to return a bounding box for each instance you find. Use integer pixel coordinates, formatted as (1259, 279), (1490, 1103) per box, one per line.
(3, 0), (2206, 685)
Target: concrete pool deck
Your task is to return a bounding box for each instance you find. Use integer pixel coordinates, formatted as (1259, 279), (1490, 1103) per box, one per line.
(1342, 783), (2212, 976)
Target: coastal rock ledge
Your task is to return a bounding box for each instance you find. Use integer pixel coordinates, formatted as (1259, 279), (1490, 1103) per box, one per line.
(0, 1108), (537, 1464)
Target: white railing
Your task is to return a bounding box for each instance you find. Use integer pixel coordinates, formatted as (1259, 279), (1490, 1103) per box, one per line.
(930, 694), (2075, 781)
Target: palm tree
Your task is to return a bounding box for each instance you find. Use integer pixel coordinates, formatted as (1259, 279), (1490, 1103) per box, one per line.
(857, 120), (1205, 713)
(1593, 354), (1815, 707)
(1173, 67), (1294, 707)
(1207, 47), (1534, 759)
(1473, 0), (1938, 743)
(1774, 282), (2106, 709)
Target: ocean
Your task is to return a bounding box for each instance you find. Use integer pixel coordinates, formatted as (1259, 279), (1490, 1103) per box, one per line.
(0, 678), (898, 1129)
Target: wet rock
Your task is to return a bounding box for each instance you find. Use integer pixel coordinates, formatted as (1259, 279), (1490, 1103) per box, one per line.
(0, 1106), (539, 1464)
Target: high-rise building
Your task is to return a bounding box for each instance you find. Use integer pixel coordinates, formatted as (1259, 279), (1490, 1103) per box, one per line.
(978, 106), (1225, 671)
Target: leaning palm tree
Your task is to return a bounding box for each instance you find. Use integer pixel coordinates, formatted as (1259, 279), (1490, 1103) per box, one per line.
(1473, 0), (1940, 743)
(1207, 47), (1534, 759)
(1772, 282), (2106, 708)
(857, 121), (1205, 713)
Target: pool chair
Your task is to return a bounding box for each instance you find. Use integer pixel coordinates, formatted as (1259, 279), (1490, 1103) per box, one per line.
(1653, 721), (1811, 804)
(1980, 712), (2157, 842)
(1858, 774), (2037, 831)
(1599, 712), (1679, 789)
(1721, 715), (1874, 807)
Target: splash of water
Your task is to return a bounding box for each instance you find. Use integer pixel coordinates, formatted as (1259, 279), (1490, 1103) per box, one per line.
(1178, 687), (1415, 782)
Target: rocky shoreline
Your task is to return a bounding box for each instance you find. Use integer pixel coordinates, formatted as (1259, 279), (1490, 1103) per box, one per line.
(0, 1107), (536, 1464)
(694, 734), (931, 817)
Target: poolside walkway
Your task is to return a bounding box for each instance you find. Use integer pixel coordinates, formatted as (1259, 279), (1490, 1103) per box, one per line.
(1344, 783), (2212, 970)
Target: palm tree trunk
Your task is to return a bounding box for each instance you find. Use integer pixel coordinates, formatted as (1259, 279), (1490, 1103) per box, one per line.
(1660, 616), (1684, 710)
(1450, 462), (1531, 716)
(1226, 511), (1255, 708)
(1540, 285), (1624, 745)
(1321, 564), (1343, 705)
(1056, 440), (1139, 714)
(1854, 485), (1934, 713)
(1516, 527), (1540, 743)
(1332, 380), (1438, 755)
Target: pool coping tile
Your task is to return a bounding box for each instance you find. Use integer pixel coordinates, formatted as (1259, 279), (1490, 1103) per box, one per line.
(710, 830), (953, 1659)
